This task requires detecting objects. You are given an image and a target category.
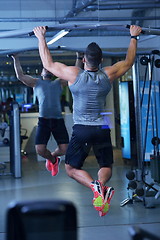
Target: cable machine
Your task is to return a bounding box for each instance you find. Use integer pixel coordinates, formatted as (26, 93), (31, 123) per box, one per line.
(121, 51), (160, 207)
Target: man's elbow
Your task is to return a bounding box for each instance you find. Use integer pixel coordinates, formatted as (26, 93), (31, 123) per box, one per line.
(128, 62), (134, 69)
(16, 74), (21, 81)
(16, 73), (24, 81)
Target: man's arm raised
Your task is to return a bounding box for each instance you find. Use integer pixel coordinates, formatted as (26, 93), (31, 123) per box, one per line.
(33, 26), (79, 84)
(104, 25), (142, 83)
(12, 55), (37, 87)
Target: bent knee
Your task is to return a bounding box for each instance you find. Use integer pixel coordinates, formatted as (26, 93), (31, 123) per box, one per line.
(65, 164), (75, 178)
(35, 145), (46, 156)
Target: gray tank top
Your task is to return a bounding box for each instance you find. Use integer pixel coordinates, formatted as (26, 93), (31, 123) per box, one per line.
(34, 78), (62, 118)
(69, 69), (112, 125)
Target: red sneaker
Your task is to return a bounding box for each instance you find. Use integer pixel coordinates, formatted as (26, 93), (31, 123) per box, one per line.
(99, 186), (115, 217)
(51, 157), (61, 176)
(45, 159), (52, 171)
(90, 180), (104, 211)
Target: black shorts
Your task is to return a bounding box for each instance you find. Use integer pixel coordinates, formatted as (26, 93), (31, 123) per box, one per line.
(35, 117), (69, 145)
(65, 124), (113, 169)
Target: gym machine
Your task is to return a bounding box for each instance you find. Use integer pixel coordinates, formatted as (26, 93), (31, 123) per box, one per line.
(0, 102), (22, 178)
(121, 51), (160, 207)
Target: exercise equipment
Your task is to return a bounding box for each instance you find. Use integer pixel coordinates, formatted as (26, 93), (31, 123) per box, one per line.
(9, 102), (22, 178)
(120, 188), (144, 207)
(126, 24), (160, 35)
(0, 102), (22, 178)
(0, 122), (9, 145)
(126, 170), (135, 180)
(140, 56), (150, 66)
(0, 23), (158, 66)
(0, 23), (159, 39)
(6, 200), (77, 240)
(121, 50), (160, 208)
(128, 180), (137, 190)
(136, 54), (159, 198)
(154, 59), (160, 68)
(0, 23), (158, 58)
(150, 86), (160, 183)
(0, 23), (159, 67)
(135, 187), (145, 197)
(121, 169), (145, 207)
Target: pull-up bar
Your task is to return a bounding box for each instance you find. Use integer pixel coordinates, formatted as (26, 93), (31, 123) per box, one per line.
(0, 24), (160, 38)
(126, 24), (160, 35)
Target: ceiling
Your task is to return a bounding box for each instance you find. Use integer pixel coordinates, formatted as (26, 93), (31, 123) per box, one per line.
(0, 0), (160, 79)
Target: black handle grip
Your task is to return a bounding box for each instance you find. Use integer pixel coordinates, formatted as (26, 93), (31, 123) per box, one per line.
(126, 24), (130, 30)
(126, 24), (145, 34)
(28, 26), (48, 36)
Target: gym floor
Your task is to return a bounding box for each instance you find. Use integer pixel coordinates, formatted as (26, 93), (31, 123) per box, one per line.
(0, 149), (160, 240)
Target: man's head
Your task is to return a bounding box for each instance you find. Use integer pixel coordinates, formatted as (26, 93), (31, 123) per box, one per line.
(85, 42), (102, 68)
(41, 68), (53, 80)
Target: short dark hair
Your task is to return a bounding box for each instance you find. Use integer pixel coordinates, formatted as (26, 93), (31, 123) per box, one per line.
(85, 42), (102, 68)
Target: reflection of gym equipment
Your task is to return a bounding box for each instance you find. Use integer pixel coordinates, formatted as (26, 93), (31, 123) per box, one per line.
(121, 51), (160, 207)
(0, 122), (9, 145)
(0, 102), (22, 178)
(9, 102), (22, 178)
(0, 123), (28, 156)
(0, 109), (29, 147)
(6, 200), (77, 240)
(0, 122), (9, 172)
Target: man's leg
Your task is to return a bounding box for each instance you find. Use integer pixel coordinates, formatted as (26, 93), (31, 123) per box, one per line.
(35, 118), (56, 162)
(51, 118), (69, 159)
(98, 166), (112, 186)
(36, 144), (62, 176)
(65, 164), (94, 188)
(65, 125), (106, 212)
(65, 164), (105, 212)
(51, 143), (68, 159)
(97, 166), (114, 217)
(65, 165), (112, 188)
(35, 144), (56, 163)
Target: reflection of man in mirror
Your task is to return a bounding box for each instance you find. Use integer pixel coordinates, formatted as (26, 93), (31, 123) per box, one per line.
(12, 55), (69, 177)
(61, 94), (71, 113)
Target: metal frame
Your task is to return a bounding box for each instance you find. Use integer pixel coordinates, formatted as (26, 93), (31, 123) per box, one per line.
(0, 24), (160, 39)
